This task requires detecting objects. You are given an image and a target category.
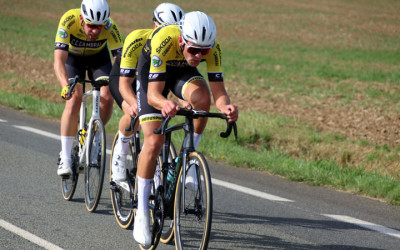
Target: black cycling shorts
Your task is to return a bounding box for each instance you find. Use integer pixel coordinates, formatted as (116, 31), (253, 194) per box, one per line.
(65, 46), (112, 83)
(136, 63), (206, 124)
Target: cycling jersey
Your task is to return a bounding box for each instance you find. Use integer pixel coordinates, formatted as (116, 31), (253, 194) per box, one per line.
(119, 29), (153, 78)
(55, 8), (123, 57)
(141, 24), (224, 82)
(136, 24), (224, 123)
(109, 29), (152, 108)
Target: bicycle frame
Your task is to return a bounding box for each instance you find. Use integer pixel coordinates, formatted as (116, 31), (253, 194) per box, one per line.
(76, 83), (102, 172)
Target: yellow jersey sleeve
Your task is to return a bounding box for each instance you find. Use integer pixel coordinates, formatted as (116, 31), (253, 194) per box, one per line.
(202, 39), (223, 82)
(120, 29), (153, 77)
(55, 9), (123, 57)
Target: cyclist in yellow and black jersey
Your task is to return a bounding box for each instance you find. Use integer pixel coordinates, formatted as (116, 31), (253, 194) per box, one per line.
(133, 11), (239, 247)
(54, 0), (122, 176)
(55, 9), (122, 56)
(108, 3), (185, 187)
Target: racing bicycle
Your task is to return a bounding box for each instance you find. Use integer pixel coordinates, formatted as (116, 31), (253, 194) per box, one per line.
(109, 116), (177, 230)
(135, 108), (237, 250)
(60, 75), (108, 212)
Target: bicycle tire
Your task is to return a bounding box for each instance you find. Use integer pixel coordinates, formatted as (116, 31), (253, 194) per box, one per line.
(159, 142), (177, 245)
(174, 151), (213, 250)
(110, 131), (137, 229)
(61, 131), (80, 200)
(85, 119), (106, 212)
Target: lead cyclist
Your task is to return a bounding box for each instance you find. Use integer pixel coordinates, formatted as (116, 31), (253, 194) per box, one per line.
(133, 11), (239, 247)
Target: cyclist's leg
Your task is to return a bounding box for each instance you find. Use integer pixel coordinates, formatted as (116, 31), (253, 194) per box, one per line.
(59, 58), (84, 176)
(171, 67), (210, 145)
(133, 61), (165, 247)
(90, 47), (114, 125)
(171, 68), (210, 188)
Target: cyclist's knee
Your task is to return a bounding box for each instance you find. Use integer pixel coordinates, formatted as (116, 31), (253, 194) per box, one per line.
(64, 98), (81, 115)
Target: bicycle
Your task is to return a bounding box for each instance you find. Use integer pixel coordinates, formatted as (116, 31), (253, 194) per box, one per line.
(109, 116), (177, 230)
(134, 108), (237, 250)
(60, 75), (108, 212)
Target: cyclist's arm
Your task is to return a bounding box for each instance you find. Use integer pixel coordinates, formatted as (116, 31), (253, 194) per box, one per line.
(54, 49), (69, 88)
(148, 81), (180, 117)
(209, 81), (238, 122)
(120, 76), (137, 105)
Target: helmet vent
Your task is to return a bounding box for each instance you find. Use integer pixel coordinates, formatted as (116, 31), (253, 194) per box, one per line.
(170, 11), (177, 22)
(90, 9), (94, 21)
(102, 11), (108, 21)
(202, 27), (206, 42)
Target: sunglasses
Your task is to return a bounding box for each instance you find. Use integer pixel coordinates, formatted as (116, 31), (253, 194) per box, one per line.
(182, 38), (212, 56)
(84, 21), (104, 30)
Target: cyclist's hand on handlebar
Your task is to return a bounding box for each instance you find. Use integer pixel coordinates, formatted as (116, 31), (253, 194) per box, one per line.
(221, 104), (239, 123)
(178, 99), (192, 110)
(60, 85), (73, 100)
(161, 100), (180, 118)
(128, 102), (139, 117)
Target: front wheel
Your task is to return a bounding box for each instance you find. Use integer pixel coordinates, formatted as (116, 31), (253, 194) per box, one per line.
(174, 152), (213, 250)
(85, 119), (106, 212)
(61, 131), (80, 200)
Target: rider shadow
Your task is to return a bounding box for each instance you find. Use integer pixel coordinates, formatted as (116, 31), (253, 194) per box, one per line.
(210, 211), (385, 250)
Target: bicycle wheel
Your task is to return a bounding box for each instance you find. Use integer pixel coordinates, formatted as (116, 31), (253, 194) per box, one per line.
(85, 119), (106, 212)
(61, 131), (80, 200)
(174, 151), (213, 250)
(110, 131), (138, 229)
(159, 142), (177, 244)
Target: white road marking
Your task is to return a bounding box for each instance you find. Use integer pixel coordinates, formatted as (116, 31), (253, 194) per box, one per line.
(323, 214), (400, 239)
(0, 119), (7, 122)
(212, 178), (293, 202)
(0, 219), (64, 250)
(13, 125), (60, 140)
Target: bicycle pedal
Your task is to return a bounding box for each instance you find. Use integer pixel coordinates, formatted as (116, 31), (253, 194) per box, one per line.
(110, 181), (117, 191)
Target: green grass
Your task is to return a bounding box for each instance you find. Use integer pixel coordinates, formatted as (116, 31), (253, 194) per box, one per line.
(2, 0), (400, 206)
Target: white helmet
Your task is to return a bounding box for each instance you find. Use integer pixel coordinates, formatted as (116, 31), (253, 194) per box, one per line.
(153, 3), (184, 24)
(81, 0), (110, 25)
(179, 11), (216, 47)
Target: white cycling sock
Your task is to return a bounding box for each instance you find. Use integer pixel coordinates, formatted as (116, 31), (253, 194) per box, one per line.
(137, 176), (153, 212)
(115, 130), (132, 155)
(193, 132), (202, 149)
(61, 136), (75, 162)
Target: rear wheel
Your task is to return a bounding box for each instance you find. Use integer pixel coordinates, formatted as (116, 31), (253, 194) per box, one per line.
(85, 119), (106, 212)
(110, 131), (138, 229)
(61, 131), (80, 200)
(174, 152), (212, 250)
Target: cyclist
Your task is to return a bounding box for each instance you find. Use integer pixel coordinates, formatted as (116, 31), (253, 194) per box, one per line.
(133, 11), (239, 247)
(54, 0), (122, 176)
(109, 3), (185, 182)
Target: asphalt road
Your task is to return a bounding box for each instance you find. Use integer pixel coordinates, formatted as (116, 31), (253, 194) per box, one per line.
(2, 105), (400, 249)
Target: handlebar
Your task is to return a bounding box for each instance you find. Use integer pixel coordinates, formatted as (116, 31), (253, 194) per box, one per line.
(153, 109), (238, 139)
(68, 75), (109, 97)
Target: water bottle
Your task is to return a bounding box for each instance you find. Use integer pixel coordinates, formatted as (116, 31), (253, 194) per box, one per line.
(166, 157), (179, 201)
